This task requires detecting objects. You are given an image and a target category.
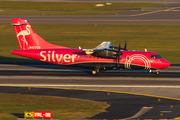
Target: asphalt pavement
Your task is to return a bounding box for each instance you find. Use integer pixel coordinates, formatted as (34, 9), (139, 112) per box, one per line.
(1, 86), (180, 119)
(0, 64), (180, 100)
(1, 4), (180, 24)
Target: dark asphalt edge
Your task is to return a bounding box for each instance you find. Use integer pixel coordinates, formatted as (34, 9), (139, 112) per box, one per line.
(2, 85), (180, 101)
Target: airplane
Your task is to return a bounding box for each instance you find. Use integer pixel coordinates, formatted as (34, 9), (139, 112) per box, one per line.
(11, 18), (170, 75)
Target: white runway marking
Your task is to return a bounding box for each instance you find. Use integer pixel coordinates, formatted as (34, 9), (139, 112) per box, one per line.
(2, 84), (180, 88)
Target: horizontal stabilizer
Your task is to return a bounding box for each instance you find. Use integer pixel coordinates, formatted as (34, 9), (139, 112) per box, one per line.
(12, 18), (28, 26)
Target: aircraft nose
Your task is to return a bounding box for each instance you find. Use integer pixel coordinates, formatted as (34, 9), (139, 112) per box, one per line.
(163, 59), (171, 69)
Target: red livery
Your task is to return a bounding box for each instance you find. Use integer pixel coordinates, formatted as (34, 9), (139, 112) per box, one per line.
(11, 18), (170, 74)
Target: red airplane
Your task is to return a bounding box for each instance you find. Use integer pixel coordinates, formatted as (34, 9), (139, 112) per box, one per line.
(11, 18), (170, 75)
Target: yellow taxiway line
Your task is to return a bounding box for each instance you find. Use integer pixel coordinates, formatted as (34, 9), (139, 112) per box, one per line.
(130, 7), (180, 16)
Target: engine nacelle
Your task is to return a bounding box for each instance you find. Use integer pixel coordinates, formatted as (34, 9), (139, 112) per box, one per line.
(94, 49), (122, 59)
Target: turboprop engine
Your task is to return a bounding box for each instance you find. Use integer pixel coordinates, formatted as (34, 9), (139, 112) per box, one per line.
(94, 49), (122, 59)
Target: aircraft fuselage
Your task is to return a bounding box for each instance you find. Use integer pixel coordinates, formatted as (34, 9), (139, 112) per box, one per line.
(12, 49), (170, 70)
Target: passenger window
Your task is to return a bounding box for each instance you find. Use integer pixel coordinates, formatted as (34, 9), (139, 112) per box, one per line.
(66, 55), (70, 58)
(82, 56), (84, 58)
(89, 56), (91, 59)
(85, 56), (87, 58)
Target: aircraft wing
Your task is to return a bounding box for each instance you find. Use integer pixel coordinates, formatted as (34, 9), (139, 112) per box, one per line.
(83, 42), (112, 54)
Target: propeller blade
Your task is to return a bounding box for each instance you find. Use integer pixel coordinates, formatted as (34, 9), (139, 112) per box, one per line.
(117, 56), (120, 67)
(117, 42), (121, 68)
(124, 40), (127, 50)
(118, 42), (120, 52)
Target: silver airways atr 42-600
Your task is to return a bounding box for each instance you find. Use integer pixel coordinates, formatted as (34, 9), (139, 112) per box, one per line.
(11, 18), (170, 75)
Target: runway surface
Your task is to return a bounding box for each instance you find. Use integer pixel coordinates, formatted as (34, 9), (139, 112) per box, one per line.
(1, 4), (180, 24)
(0, 64), (180, 99)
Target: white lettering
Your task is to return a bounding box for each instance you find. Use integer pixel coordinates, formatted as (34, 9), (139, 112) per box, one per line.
(64, 54), (70, 62)
(48, 51), (51, 62)
(39, 50), (76, 63)
(40, 51), (46, 61)
(29, 46), (41, 49)
(52, 51), (55, 62)
(56, 54), (63, 63)
(45, 113), (51, 118)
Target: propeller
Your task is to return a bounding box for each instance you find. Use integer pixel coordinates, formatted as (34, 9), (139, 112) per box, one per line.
(123, 40), (127, 50)
(116, 42), (122, 68)
(115, 41), (127, 68)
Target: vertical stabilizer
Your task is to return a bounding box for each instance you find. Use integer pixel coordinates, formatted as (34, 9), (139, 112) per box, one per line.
(12, 18), (69, 50)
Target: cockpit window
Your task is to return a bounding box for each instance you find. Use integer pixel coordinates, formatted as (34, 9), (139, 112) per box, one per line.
(150, 55), (162, 59)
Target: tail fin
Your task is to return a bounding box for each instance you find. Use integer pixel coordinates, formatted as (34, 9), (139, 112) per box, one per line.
(12, 18), (69, 50)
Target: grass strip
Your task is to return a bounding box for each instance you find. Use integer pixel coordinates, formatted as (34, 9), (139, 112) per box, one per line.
(0, 1), (163, 15)
(0, 93), (109, 120)
(0, 10), (127, 15)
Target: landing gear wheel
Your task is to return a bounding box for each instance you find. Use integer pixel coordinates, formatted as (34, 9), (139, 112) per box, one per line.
(92, 69), (100, 75)
(92, 70), (96, 75)
(156, 70), (160, 75)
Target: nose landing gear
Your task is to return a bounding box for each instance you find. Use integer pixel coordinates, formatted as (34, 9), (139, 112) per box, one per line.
(149, 69), (160, 75)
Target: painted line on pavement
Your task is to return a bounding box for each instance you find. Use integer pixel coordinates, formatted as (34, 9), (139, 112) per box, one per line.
(130, 7), (180, 16)
(1, 84), (180, 102)
(0, 75), (180, 81)
(130, 9), (163, 16)
(2, 84), (180, 88)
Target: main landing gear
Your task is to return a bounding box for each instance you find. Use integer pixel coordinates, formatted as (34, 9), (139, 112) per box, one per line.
(92, 69), (100, 75)
(156, 70), (160, 75)
(149, 69), (160, 75)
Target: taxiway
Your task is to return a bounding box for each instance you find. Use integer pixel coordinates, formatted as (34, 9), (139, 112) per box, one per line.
(1, 4), (180, 24)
